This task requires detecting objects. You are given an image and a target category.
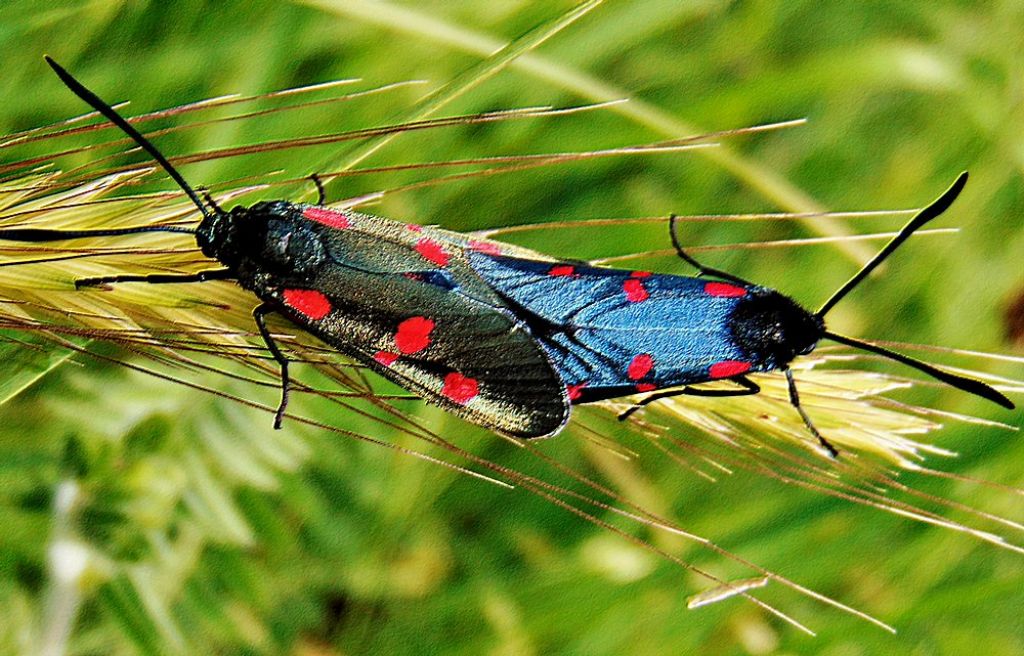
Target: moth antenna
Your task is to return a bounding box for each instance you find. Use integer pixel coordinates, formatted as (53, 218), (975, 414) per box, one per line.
(0, 226), (196, 242)
(811, 172), (1012, 409)
(816, 172), (968, 318)
(823, 330), (1014, 409)
(43, 55), (210, 223)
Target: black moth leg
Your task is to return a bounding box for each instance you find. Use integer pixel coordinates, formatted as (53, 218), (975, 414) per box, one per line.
(668, 214), (754, 286)
(253, 303), (291, 429)
(785, 368), (839, 458)
(200, 189), (224, 215)
(618, 375), (761, 421)
(310, 174), (326, 206)
(75, 267), (233, 289)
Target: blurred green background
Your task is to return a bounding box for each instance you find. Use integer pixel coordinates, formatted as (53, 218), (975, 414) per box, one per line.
(0, 1), (1022, 654)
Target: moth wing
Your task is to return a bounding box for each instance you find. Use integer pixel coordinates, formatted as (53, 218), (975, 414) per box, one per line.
(266, 262), (570, 439)
(465, 252), (750, 398)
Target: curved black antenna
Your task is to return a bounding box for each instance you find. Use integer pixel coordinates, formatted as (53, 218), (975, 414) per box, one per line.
(810, 172), (1013, 410)
(824, 330), (1014, 409)
(43, 55), (210, 222)
(816, 172), (968, 318)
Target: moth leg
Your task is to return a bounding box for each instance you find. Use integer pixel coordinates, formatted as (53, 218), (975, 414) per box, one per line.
(310, 174), (326, 206)
(785, 368), (839, 458)
(618, 375), (761, 421)
(668, 214), (753, 286)
(253, 303), (291, 429)
(75, 267), (233, 289)
(200, 189), (224, 214)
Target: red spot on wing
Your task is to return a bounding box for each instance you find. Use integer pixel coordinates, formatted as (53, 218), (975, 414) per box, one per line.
(623, 278), (649, 302)
(374, 351), (399, 367)
(704, 282), (747, 298)
(631, 270), (652, 278)
(709, 360), (751, 379)
(549, 265), (575, 277)
(415, 238), (450, 267)
(406, 224), (423, 232)
(282, 289), (331, 320)
(394, 316), (435, 354)
(635, 383), (656, 393)
(468, 239), (502, 255)
(566, 382), (587, 401)
(442, 372), (479, 405)
(303, 206), (351, 229)
(627, 353), (654, 380)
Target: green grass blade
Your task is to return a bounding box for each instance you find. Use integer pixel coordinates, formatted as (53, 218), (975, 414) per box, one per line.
(295, 0), (873, 262)
(305, 0), (604, 196)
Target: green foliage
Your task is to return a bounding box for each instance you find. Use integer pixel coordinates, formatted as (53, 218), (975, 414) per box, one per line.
(0, 1), (1022, 655)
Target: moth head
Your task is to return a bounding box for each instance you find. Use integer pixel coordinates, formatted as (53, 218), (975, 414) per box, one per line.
(195, 201), (325, 278)
(195, 205), (249, 269)
(728, 288), (824, 370)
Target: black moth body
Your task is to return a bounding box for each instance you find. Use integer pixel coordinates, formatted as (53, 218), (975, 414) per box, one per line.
(197, 199), (572, 438)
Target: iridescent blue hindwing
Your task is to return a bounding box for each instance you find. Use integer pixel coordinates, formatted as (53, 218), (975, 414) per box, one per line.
(466, 253), (755, 402)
